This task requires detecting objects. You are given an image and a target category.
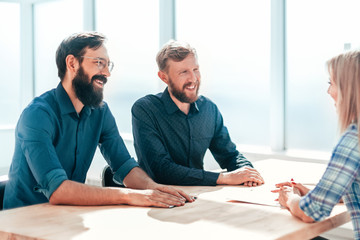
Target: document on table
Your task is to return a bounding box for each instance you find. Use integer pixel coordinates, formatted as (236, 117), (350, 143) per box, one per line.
(223, 184), (280, 207)
(221, 158), (326, 207)
(196, 159), (326, 207)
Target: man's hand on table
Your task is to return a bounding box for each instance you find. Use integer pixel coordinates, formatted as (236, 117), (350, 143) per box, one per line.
(216, 166), (265, 186)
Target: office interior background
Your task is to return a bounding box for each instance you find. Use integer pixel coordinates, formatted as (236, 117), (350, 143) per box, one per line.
(0, 0), (359, 237)
(1, 0), (360, 175)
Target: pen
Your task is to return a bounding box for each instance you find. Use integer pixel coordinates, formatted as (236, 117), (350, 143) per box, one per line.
(290, 178), (296, 185)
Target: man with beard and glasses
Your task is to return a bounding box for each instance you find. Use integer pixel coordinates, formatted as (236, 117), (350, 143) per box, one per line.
(3, 32), (194, 210)
(131, 40), (264, 186)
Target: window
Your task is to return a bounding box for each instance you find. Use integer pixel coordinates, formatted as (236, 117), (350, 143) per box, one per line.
(96, 0), (160, 134)
(3, 0), (358, 175)
(0, 2), (21, 126)
(0, 2), (20, 172)
(286, 0), (360, 151)
(177, 0), (271, 146)
(34, 0), (83, 96)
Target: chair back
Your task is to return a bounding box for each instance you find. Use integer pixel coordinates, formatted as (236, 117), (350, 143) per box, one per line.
(101, 165), (125, 188)
(0, 180), (7, 211)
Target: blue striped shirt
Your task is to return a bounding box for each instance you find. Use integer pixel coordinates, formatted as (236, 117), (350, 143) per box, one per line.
(300, 124), (360, 239)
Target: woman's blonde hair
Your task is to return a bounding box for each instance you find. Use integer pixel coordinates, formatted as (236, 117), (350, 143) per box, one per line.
(327, 50), (360, 134)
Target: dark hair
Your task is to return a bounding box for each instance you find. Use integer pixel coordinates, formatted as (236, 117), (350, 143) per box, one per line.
(156, 40), (197, 72)
(56, 32), (106, 81)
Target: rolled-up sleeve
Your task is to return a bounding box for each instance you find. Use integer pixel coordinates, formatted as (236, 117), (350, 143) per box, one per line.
(33, 169), (68, 199)
(112, 157), (140, 184)
(99, 105), (139, 185)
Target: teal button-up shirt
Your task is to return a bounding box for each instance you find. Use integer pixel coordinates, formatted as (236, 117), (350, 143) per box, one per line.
(4, 83), (138, 209)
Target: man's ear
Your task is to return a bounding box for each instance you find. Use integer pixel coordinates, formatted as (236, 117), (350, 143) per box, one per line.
(65, 55), (79, 75)
(158, 71), (169, 84)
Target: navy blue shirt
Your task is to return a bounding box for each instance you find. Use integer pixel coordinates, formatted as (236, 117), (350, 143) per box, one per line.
(4, 83), (138, 209)
(132, 88), (253, 186)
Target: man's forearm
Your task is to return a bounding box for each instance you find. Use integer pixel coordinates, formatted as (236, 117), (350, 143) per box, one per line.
(49, 179), (190, 208)
(122, 167), (157, 189)
(49, 180), (129, 206)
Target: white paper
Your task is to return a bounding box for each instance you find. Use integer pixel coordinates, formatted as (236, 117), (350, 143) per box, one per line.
(223, 184), (280, 207)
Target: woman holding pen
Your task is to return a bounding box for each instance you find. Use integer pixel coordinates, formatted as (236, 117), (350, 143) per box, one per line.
(272, 50), (360, 240)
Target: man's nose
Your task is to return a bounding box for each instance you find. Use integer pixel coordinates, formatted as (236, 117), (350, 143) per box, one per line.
(101, 66), (111, 78)
(189, 71), (198, 82)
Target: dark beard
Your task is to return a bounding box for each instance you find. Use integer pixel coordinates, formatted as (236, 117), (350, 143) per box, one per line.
(169, 79), (199, 103)
(72, 66), (107, 108)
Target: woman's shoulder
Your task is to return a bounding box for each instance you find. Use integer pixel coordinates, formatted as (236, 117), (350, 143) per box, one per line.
(342, 123), (358, 142)
(333, 123), (359, 159)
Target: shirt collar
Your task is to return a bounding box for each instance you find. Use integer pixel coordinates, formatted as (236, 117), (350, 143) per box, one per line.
(55, 83), (78, 115)
(161, 87), (200, 115)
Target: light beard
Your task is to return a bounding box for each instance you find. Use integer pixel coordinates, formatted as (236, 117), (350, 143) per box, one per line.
(168, 78), (200, 104)
(72, 66), (107, 108)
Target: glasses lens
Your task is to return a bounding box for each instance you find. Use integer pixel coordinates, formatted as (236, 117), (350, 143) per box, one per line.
(108, 62), (114, 72)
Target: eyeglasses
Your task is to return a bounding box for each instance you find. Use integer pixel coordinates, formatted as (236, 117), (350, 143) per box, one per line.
(81, 56), (114, 72)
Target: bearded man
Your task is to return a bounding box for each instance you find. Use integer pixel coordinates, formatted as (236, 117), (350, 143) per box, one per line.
(3, 33), (194, 210)
(131, 41), (264, 187)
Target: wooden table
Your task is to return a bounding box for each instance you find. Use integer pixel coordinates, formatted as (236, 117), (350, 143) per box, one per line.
(0, 159), (351, 240)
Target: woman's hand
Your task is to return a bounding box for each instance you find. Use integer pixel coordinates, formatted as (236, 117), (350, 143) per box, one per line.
(274, 181), (310, 196)
(271, 182), (315, 223)
(274, 185), (299, 209)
